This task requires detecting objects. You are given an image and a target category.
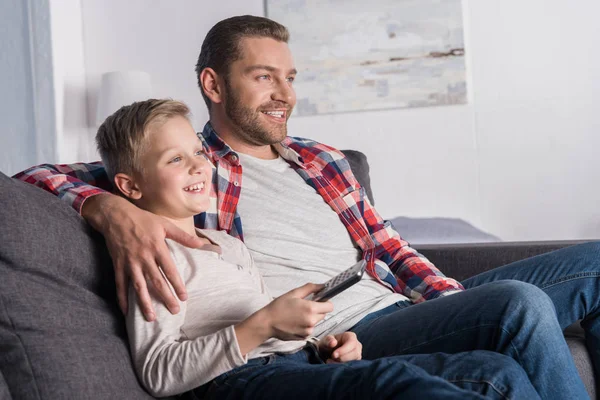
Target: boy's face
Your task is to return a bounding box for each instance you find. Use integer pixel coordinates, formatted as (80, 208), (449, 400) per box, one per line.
(134, 115), (212, 219)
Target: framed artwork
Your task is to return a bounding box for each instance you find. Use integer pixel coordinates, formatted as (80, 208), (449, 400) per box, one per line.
(265, 0), (467, 116)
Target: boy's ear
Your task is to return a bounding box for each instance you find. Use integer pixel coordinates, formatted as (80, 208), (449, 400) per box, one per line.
(200, 68), (224, 105)
(113, 173), (143, 200)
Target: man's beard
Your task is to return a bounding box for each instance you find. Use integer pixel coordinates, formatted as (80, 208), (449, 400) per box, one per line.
(223, 80), (289, 146)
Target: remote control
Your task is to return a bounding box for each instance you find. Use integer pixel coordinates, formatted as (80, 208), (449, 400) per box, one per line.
(306, 260), (367, 302)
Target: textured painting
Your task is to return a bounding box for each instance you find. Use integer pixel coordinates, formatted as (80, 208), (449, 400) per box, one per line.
(266, 0), (467, 116)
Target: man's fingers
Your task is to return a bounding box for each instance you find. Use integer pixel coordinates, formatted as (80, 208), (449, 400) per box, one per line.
(144, 263), (180, 316)
(115, 264), (129, 315)
(131, 271), (156, 322)
(164, 220), (204, 249)
(156, 248), (187, 301)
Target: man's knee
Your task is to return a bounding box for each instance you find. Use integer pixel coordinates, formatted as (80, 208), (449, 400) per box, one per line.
(486, 280), (555, 314)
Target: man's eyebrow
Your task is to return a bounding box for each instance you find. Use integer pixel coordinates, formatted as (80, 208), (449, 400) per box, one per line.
(244, 65), (298, 75)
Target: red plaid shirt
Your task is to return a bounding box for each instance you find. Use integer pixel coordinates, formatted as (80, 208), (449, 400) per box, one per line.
(14, 122), (464, 302)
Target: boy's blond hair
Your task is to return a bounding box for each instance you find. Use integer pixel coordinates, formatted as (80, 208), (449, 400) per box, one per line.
(96, 99), (191, 183)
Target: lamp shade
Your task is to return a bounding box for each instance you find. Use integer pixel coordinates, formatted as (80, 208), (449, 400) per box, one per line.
(96, 71), (152, 126)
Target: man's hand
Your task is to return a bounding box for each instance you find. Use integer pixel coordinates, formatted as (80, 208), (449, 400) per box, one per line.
(318, 332), (362, 363)
(263, 283), (334, 340)
(82, 194), (204, 321)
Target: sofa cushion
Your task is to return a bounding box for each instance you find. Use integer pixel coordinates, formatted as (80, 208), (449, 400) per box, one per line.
(0, 172), (153, 399)
(0, 370), (12, 400)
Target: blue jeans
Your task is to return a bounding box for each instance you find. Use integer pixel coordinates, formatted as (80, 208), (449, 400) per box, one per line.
(193, 345), (539, 399)
(349, 241), (600, 400)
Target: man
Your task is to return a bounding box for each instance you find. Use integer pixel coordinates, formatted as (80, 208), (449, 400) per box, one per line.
(16, 15), (598, 399)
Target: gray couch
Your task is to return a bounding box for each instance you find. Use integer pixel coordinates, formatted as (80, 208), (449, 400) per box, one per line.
(0, 150), (596, 398)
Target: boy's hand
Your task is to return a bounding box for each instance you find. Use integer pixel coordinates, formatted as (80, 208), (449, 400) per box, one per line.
(263, 283), (334, 340)
(82, 194), (204, 321)
(318, 332), (362, 363)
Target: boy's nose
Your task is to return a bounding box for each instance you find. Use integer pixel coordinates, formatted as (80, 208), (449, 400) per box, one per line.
(190, 158), (207, 174)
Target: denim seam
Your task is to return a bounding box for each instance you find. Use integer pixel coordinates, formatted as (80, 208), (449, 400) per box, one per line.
(447, 379), (511, 400)
(539, 271), (600, 290)
(398, 323), (521, 361)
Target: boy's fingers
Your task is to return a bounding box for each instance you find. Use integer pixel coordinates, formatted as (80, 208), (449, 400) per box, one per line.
(310, 300), (334, 314)
(320, 335), (337, 350)
(289, 283), (325, 298)
(328, 336), (337, 348)
(332, 334), (359, 359)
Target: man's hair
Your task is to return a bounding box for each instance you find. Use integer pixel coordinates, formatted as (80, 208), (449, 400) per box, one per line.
(96, 99), (190, 183)
(195, 15), (289, 109)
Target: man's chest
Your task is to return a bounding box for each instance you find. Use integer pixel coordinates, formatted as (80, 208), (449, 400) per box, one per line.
(236, 157), (357, 266)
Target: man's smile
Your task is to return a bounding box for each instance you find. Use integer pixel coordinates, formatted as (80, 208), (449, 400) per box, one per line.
(261, 109), (287, 123)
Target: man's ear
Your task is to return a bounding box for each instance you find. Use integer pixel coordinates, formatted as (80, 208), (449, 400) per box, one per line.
(113, 173), (143, 200)
(200, 68), (224, 105)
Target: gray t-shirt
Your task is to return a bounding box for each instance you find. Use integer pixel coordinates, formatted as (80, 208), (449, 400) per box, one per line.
(236, 153), (407, 337)
(126, 229), (306, 397)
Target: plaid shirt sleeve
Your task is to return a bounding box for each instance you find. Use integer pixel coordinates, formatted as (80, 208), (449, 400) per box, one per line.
(361, 193), (464, 302)
(284, 137), (464, 303)
(12, 161), (111, 214)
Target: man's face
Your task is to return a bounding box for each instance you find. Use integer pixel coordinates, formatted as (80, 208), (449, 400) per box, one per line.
(135, 115), (213, 219)
(222, 37), (297, 146)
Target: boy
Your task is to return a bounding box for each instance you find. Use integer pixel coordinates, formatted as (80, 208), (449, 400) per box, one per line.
(95, 99), (538, 399)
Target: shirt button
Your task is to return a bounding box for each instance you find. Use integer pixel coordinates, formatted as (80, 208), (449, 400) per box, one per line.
(233, 181), (240, 187)
(230, 154), (238, 162)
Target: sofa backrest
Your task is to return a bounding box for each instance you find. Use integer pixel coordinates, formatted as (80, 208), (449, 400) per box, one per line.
(341, 150), (374, 205)
(0, 172), (153, 399)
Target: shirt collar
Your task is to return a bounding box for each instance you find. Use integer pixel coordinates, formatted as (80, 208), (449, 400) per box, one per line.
(201, 121), (305, 167)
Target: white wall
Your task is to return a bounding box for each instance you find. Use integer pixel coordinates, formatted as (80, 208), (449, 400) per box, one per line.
(79, 0), (264, 137)
(1, 0), (57, 176)
(49, 0), (92, 163)
(50, 0), (600, 241)
(469, 0), (600, 241)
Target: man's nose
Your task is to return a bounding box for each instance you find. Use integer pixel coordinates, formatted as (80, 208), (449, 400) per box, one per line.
(271, 79), (295, 104)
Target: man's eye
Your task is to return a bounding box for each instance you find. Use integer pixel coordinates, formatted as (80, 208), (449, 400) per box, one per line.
(258, 75), (270, 80)
(287, 76), (295, 83)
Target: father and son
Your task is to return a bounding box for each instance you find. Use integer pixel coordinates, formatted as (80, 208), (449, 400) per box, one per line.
(15, 15), (600, 399)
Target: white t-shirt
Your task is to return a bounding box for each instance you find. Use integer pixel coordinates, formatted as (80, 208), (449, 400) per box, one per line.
(126, 229), (306, 397)
(236, 153), (407, 336)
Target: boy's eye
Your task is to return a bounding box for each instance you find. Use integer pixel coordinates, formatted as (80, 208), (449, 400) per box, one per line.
(170, 156), (182, 163)
(195, 150), (209, 159)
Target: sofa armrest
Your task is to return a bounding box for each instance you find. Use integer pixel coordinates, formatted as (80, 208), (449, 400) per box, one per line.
(414, 240), (590, 282)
